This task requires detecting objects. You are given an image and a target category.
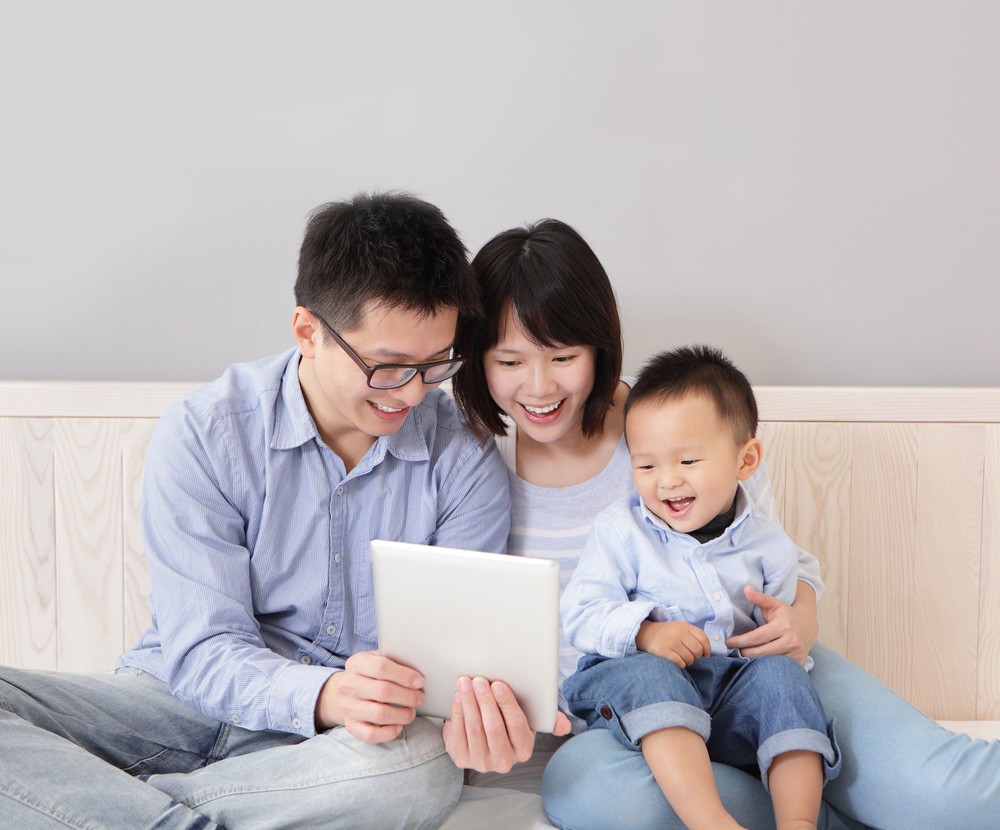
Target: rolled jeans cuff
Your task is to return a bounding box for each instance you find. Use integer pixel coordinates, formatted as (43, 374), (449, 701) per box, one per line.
(758, 725), (842, 791)
(620, 701), (711, 747)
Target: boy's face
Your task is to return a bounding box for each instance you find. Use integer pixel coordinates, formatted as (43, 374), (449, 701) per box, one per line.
(296, 301), (459, 448)
(626, 392), (759, 534)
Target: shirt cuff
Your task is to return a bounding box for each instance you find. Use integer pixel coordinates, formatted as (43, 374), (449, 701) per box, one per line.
(267, 661), (339, 737)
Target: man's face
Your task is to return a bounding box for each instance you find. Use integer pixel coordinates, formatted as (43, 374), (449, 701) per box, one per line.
(298, 302), (459, 449)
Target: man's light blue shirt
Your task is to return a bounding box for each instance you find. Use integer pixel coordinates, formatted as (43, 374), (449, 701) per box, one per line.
(119, 349), (510, 737)
(561, 484), (821, 665)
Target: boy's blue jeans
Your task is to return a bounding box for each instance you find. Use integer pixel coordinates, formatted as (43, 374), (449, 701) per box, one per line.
(563, 652), (840, 789)
(0, 665), (462, 829)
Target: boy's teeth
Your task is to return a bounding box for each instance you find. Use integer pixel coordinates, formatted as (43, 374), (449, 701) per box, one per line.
(372, 402), (404, 413)
(524, 401), (561, 415)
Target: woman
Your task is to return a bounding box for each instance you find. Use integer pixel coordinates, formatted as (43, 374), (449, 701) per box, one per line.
(453, 219), (999, 830)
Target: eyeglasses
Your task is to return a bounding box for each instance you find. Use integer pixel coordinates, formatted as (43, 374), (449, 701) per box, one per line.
(309, 309), (465, 390)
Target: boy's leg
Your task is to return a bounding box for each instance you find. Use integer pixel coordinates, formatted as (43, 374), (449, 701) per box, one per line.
(768, 750), (823, 830)
(563, 653), (744, 830)
(642, 726), (747, 830)
(707, 656), (838, 830)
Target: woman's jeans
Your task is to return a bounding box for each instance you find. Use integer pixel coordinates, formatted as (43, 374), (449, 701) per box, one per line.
(543, 643), (1000, 830)
(0, 665), (462, 829)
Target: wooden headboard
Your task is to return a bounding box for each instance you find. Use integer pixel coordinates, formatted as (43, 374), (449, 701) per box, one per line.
(2, 382), (998, 721)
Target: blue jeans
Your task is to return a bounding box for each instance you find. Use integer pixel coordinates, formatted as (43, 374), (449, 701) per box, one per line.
(543, 643), (1000, 830)
(563, 652), (839, 789)
(0, 665), (462, 829)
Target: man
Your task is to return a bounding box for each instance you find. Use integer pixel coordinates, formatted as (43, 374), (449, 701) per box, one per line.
(0, 193), (563, 829)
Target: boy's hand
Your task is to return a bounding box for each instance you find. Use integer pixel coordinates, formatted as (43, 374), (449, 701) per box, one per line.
(635, 620), (711, 668)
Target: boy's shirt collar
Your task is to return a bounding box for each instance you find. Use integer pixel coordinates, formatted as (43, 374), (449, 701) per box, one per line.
(640, 482), (754, 545)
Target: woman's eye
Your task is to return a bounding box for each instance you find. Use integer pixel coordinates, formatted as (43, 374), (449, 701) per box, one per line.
(553, 355), (575, 363)
(497, 360), (519, 367)
(681, 459), (699, 466)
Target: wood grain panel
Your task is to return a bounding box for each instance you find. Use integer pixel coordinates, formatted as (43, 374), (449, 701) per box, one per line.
(122, 419), (156, 650)
(911, 424), (985, 719)
(979, 424), (1000, 718)
(54, 419), (123, 671)
(781, 423), (852, 657)
(846, 423), (919, 700)
(756, 421), (787, 523)
(0, 418), (57, 669)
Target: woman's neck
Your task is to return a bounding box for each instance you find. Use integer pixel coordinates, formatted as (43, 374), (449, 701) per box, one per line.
(514, 381), (628, 488)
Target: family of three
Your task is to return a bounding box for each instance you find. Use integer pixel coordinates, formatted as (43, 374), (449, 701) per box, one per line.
(0, 192), (996, 829)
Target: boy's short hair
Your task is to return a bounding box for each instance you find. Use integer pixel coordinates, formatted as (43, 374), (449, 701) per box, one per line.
(625, 345), (758, 442)
(294, 192), (480, 332)
(453, 219), (623, 440)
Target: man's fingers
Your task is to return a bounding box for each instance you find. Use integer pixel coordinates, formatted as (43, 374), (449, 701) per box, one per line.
(345, 651), (424, 690)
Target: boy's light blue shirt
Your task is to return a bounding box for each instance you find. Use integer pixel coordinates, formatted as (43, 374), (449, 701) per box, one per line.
(561, 483), (820, 665)
(119, 349), (510, 737)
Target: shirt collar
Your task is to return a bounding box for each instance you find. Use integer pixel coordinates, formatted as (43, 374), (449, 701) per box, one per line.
(270, 349), (432, 465)
(271, 350), (319, 450)
(640, 481), (754, 542)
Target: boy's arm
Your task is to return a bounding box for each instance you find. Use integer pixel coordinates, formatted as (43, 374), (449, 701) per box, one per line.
(560, 511), (664, 659)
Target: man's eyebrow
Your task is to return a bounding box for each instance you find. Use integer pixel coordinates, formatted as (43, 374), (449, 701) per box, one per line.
(365, 343), (455, 361)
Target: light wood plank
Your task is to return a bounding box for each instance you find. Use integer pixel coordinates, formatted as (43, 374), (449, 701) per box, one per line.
(0, 418), (57, 669)
(54, 419), (124, 671)
(756, 421), (787, 522)
(755, 387), (1000, 423)
(979, 424), (1000, 718)
(781, 423), (852, 657)
(122, 419), (156, 650)
(846, 423), (919, 700)
(911, 424), (984, 719)
(0, 381), (198, 418)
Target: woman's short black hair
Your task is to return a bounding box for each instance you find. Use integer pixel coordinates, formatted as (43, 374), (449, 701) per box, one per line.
(294, 191), (480, 333)
(454, 219), (623, 440)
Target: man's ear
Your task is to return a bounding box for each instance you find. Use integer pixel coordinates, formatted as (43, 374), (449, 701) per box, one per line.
(736, 437), (763, 481)
(292, 307), (320, 358)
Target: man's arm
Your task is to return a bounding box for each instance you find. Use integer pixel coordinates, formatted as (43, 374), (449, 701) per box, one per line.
(140, 404), (335, 735)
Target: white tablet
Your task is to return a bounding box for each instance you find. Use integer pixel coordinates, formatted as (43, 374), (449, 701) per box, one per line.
(371, 539), (561, 733)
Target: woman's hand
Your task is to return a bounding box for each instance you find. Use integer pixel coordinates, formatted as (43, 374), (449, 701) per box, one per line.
(442, 676), (571, 773)
(635, 620), (712, 669)
(726, 582), (819, 666)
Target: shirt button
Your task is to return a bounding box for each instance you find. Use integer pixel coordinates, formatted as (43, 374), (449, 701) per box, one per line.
(599, 706), (613, 720)
(696, 550), (704, 558)
(712, 633), (721, 641)
(712, 592), (722, 601)
(334, 553), (342, 564)
(292, 717), (302, 730)
(336, 486), (344, 496)
(231, 714), (241, 724)
(326, 624), (336, 636)
(300, 656), (311, 665)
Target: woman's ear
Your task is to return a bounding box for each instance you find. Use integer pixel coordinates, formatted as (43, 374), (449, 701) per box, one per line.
(292, 307), (320, 359)
(736, 437), (763, 481)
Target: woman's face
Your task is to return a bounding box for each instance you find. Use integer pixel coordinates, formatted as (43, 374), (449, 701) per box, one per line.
(483, 307), (597, 446)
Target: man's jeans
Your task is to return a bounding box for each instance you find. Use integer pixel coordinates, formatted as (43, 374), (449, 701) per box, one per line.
(563, 652), (839, 787)
(0, 665), (461, 829)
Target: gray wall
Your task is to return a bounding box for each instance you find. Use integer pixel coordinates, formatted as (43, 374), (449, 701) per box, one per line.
(2, 1), (998, 386)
